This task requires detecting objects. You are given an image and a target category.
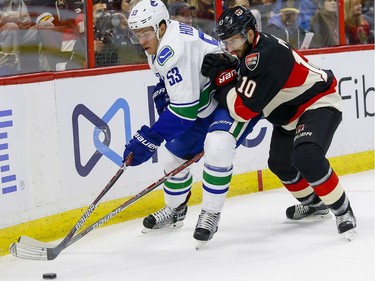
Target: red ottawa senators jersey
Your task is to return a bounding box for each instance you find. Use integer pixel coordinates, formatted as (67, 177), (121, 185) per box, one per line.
(219, 32), (342, 130)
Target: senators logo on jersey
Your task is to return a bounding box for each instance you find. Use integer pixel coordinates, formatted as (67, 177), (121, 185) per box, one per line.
(245, 53), (260, 71)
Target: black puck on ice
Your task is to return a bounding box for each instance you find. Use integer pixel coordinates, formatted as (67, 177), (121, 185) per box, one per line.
(42, 273), (57, 279)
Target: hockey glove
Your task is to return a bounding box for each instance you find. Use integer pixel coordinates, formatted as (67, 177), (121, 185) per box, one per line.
(201, 53), (239, 88)
(123, 125), (164, 166)
(152, 79), (170, 116)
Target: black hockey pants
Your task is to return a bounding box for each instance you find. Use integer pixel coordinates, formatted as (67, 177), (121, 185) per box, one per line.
(268, 107), (342, 183)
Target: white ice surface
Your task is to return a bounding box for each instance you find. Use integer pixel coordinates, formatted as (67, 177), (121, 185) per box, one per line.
(1, 170), (374, 281)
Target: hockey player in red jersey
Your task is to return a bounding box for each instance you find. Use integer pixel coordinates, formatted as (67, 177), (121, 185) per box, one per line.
(201, 6), (357, 240)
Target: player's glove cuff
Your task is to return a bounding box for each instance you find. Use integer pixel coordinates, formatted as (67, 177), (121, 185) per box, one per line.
(202, 53), (238, 87)
(123, 125), (164, 166)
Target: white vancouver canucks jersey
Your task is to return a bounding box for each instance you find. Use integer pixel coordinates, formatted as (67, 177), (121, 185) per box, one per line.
(148, 20), (221, 121)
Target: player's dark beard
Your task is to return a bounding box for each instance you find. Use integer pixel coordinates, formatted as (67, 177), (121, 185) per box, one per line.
(243, 30), (258, 55)
(244, 39), (252, 54)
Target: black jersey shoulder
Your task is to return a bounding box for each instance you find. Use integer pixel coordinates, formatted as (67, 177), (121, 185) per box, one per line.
(239, 32), (295, 81)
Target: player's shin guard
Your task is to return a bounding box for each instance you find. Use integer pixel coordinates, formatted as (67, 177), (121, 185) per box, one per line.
(201, 130), (235, 213)
(163, 152), (193, 209)
(193, 163), (232, 245)
(194, 131), (235, 246)
(201, 163), (232, 213)
(312, 169), (357, 239)
(164, 172), (192, 208)
(195, 161), (232, 245)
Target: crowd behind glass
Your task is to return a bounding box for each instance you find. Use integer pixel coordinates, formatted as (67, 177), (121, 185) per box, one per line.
(0, 0), (373, 76)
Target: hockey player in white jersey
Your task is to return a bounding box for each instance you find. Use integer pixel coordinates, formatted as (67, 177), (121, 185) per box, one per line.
(123, 0), (260, 248)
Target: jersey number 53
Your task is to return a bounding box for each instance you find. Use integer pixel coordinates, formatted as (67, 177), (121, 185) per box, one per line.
(166, 67), (183, 86)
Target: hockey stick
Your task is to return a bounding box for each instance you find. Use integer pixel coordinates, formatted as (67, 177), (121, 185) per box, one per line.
(9, 153), (133, 261)
(10, 151), (204, 261)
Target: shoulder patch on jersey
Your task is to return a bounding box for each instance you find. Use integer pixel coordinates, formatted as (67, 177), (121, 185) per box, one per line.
(245, 52), (260, 71)
(157, 46), (174, 66)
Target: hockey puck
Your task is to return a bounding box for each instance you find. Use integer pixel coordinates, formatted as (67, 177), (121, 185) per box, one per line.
(42, 273), (57, 279)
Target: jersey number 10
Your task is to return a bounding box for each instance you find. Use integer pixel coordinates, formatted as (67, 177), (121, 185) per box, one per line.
(237, 77), (257, 98)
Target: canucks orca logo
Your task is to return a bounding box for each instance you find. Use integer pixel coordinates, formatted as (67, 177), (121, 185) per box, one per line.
(157, 46), (174, 66)
(151, 0), (158, 6)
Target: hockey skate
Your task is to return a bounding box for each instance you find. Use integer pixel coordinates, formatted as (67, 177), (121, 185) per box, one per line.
(193, 210), (221, 250)
(336, 206), (357, 241)
(286, 203), (331, 220)
(142, 202), (188, 234)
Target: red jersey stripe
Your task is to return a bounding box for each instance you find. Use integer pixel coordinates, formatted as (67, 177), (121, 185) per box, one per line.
(283, 60), (309, 89)
(284, 177), (310, 192)
(289, 77), (338, 123)
(314, 171), (339, 197)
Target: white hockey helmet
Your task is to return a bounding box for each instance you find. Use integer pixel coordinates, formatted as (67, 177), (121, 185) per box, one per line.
(128, 0), (170, 31)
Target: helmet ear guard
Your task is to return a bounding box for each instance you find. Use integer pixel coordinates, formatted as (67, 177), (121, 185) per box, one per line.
(216, 6), (257, 41)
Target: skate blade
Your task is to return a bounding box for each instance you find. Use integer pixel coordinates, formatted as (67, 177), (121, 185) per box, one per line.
(342, 228), (358, 241)
(141, 221), (184, 234)
(195, 241), (208, 250)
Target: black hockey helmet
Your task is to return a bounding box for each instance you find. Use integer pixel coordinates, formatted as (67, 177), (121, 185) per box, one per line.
(216, 6), (257, 41)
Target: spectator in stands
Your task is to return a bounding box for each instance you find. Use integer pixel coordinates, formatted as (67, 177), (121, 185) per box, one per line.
(362, 0), (374, 21)
(226, 0), (263, 31)
(344, 0), (373, 44)
(188, 0), (216, 36)
(362, 0), (373, 30)
(0, 14), (19, 75)
(267, 0), (307, 49)
(118, 0), (131, 24)
(129, 0), (142, 12)
(37, 8), (87, 71)
(21, 1), (86, 71)
(0, 0), (31, 75)
(227, 0), (251, 9)
(169, 1), (195, 26)
(251, 0), (277, 33)
(298, 0), (318, 31)
(112, 0), (147, 64)
(0, 0), (54, 75)
(93, 0), (119, 66)
(310, 0), (339, 48)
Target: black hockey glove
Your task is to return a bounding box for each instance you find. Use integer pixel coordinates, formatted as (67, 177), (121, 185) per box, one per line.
(201, 53), (239, 88)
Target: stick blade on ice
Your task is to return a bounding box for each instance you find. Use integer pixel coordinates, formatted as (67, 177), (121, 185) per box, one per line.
(9, 236), (59, 261)
(10, 241), (48, 261)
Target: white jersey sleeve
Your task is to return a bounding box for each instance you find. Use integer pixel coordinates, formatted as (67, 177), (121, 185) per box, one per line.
(150, 20), (221, 121)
